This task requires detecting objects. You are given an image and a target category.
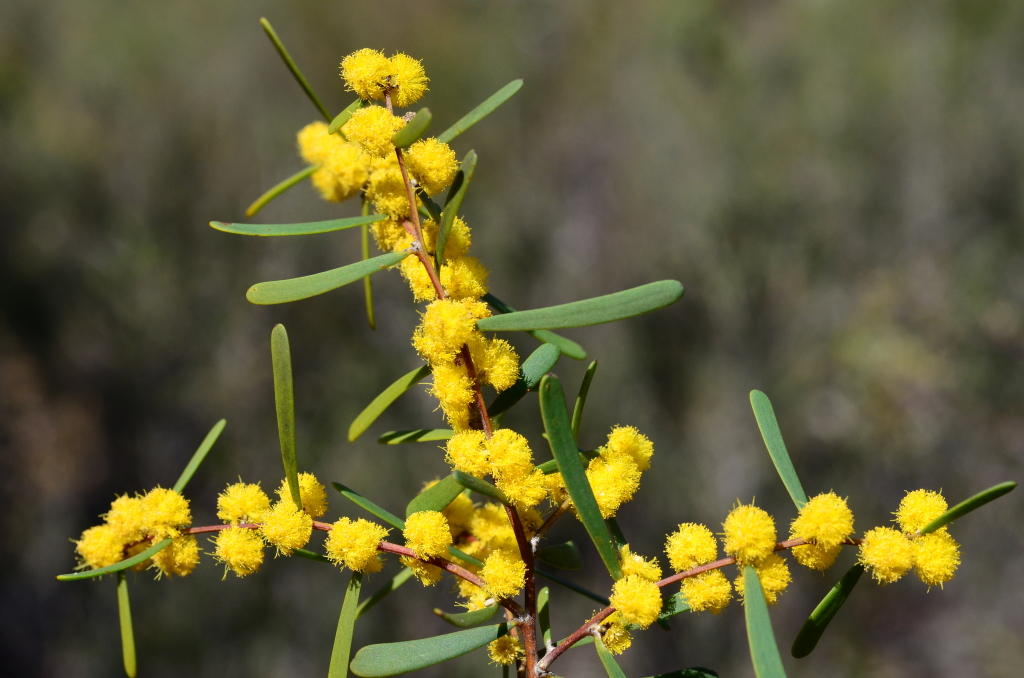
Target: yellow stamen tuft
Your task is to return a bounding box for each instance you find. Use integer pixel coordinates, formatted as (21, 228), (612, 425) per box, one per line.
(217, 482), (270, 525)
(481, 549), (526, 599)
(342, 105), (404, 158)
(790, 491), (854, 550)
(722, 503), (776, 566)
(619, 544), (663, 582)
(665, 522), (718, 572)
(259, 501), (313, 555)
(735, 553), (792, 605)
(604, 425), (654, 471)
(405, 138), (457, 195)
(276, 472), (328, 518)
(326, 517), (389, 573)
(585, 453), (641, 519)
(445, 430), (490, 477)
(75, 524), (127, 570)
(339, 48), (393, 101)
(913, 530), (960, 588)
(389, 53), (429, 108)
(487, 635), (524, 665)
(681, 569), (733, 614)
(213, 526), (265, 578)
(791, 542), (843, 571)
(895, 489), (948, 534)
(152, 534), (200, 578)
(404, 511), (452, 559)
(609, 574), (663, 629)
(859, 526), (914, 584)
(601, 617), (633, 654)
(400, 556), (444, 586)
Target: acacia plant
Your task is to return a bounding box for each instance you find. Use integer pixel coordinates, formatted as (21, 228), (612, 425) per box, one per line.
(60, 19), (1017, 678)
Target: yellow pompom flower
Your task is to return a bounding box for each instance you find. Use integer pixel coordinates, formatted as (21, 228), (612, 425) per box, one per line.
(342, 105), (404, 158)
(445, 430), (490, 477)
(429, 362), (475, 431)
(326, 517), (389, 573)
(665, 523), (718, 572)
(371, 217), (407, 253)
(790, 492), (854, 550)
(141, 487), (193, 540)
(487, 429), (534, 480)
(296, 121), (368, 202)
(605, 426), (654, 471)
(276, 472), (328, 518)
(399, 255), (439, 302)
(609, 574), (663, 629)
(213, 526), (265, 577)
(440, 256), (490, 300)
(389, 53), (429, 107)
(681, 569), (733, 614)
(470, 504), (519, 552)
(722, 503), (777, 566)
(487, 635), (524, 665)
(404, 511), (452, 559)
(735, 554), (792, 605)
(75, 524), (127, 569)
(913, 531), (960, 588)
(619, 545), (663, 582)
(152, 535), (200, 578)
(367, 159), (411, 218)
(260, 501), (313, 555)
(859, 526), (914, 584)
(586, 453), (641, 519)
(458, 583), (491, 612)
(791, 542), (843, 571)
(601, 618), (633, 654)
(104, 494), (148, 542)
(482, 549), (527, 599)
(494, 468), (548, 510)
(413, 298), (483, 363)
(400, 556), (444, 585)
(421, 216), (472, 259)
(896, 489), (948, 534)
(405, 138), (457, 195)
(479, 338), (520, 392)
(340, 48), (393, 101)
(441, 489), (476, 538)
(217, 482), (270, 524)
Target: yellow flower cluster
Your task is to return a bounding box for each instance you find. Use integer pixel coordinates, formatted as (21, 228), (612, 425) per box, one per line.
(296, 121), (369, 202)
(487, 635), (524, 666)
(790, 492), (855, 570)
(663, 522), (734, 614)
(216, 482), (271, 524)
(859, 489), (960, 587)
(721, 502), (791, 605)
(444, 429), (547, 509)
(340, 49), (428, 107)
(74, 487), (196, 578)
(600, 618), (634, 655)
(213, 527), (264, 578)
(326, 517), (389, 573)
(276, 472), (329, 518)
(609, 574), (663, 629)
(404, 510), (453, 559)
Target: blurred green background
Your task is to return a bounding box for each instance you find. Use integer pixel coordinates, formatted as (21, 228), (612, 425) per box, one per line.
(2, 0), (1022, 676)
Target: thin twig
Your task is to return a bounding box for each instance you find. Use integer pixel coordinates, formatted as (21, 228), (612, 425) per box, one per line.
(533, 500), (572, 544)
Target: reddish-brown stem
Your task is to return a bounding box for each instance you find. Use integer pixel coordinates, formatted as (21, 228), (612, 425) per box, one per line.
(504, 506), (538, 675)
(533, 500), (572, 543)
(461, 345), (494, 437)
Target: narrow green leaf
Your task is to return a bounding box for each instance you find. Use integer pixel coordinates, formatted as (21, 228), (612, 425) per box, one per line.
(259, 18), (331, 121)
(349, 365), (432, 442)
(57, 539), (172, 581)
(378, 429), (454, 444)
(595, 635), (628, 678)
(433, 604), (499, 628)
(350, 623), (510, 677)
(437, 80), (523, 143)
(606, 517), (627, 550)
(540, 375), (622, 580)
(538, 586), (552, 648)
(407, 474), (464, 517)
(294, 548), (331, 563)
(329, 571), (363, 678)
(243, 165), (318, 218)
(743, 567), (788, 678)
(330, 99), (364, 135)
(478, 281), (684, 332)
(482, 293), (587, 360)
(791, 564), (863, 659)
(247, 251), (411, 305)
(448, 547), (485, 568)
(487, 343), (561, 417)
(453, 471), (510, 505)
(417, 189), (443, 224)
(117, 572), (137, 678)
(537, 541), (583, 570)
(436, 150), (477, 268)
(213, 213), (386, 237)
(536, 568), (610, 606)
(173, 419), (225, 493)
(332, 482), (405, 530)
(658, 592), (691, 622)
(357, 567), (413, 619)
(645, 670), (719, 678)
(392, 108), (432, 148)
(361, 209), (376, 329)
(921, 481), (1017, 535)
(750, 391), (807, 509)
(571, 361), (598, 442)
(272, 325), (301, 508)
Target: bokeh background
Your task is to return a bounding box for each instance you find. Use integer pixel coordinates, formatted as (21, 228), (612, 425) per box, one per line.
(2, 0), (1023, 676)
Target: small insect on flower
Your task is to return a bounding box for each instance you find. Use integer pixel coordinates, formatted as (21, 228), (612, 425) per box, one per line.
(859, 526), (914, 584)
(681, 569), (733, 614)
(722, 503), (777, 566)
(487, 635), (524, 666)
(213, 526), (265, 578)
(481, 549), (526, 599)
(610, 574), (663, 629)
(734, 553), (792, 605)
(325, 517), (389, 573)
(403, 511), (452, 559)
(665, 522), (718, 572)
(913, 530), (961, 588)
(896, 489), (948, 534)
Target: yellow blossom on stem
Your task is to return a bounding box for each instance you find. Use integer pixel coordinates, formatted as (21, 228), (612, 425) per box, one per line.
(371, 217), (407, 253)
(217, 482), (270, 525)
(405, 138), (457, 195)
(421, 216), (471, 259)
(913, 531), (960, 588)
(213, 526), (265, 578)
(601, 617), (633, 654)
(790, 491), (854, 550)
(404, 511), (452, 559)
(604, 425), (654, 471)
(141, 487), (193, 540)
(445, 430), (490, 477)
(682, 569), (733, 614)
(430, 362), (474, 431)
(152, 535), (200, 578)
(367, 160), (411, 219)
(325, 517), (389, 573)
(470, 504), (519, 552)
(399, 256), (439, 302)
(791, 542), (843, 571)
(481, 549), (526, 599)
(296, 121), (368, 202)
(439, 256), (490, 300)
(665, 522), (718, 572)
(259, 501), (313, 555)
(75, 524), (126, 570)
(413, 299), (484, 364)
(342, 105), (404, 158)
(479, 338), (520, 392)
(104, 494), (148, 542)
(276, 472), (328, 518)
(487, 635), (524, 665)
(440, 488), (475, 538)
(859, 526), (914, 584)
(400, 555), (444, 586)
(339, 48), (393, 101)
(722, 503), (776, 566)
(609, 574), (663, 629)
(619, 545), (662, 582)
(389, 53), (428, 108)
(487, 429), (534, 480)
(896, 489), (948, 533)
(586, 453), (641, 519)
(735, 553), (792, 605)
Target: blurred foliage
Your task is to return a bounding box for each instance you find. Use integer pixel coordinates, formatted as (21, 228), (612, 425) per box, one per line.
(1, 0), (1023, 676)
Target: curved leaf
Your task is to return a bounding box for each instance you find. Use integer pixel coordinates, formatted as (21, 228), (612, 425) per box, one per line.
(433, 604), (499, 628)
(294, 548), (332, 563)
(247, 251), (411, 305)
(360, 200), (376, 329)
(243, 165), (318, 218)
(57, 538), (172, 581)
(487, 343), (562, 417)
(349, 365), (432, 442)
(213, 213), (386, 237)
(538, 586), (552, 647)
(595, 635), (627, 678)
(536, 568), (610, 606)
(658, 592), (691, 622)
(438, 79), (523, 143)
(378, 429), (454, 444)
(272, 325), (301, 508)
(407, 475), (464, 517)
(392, 108), (432, 148)
(540, 375), (622, 580)
(117, 572), (137, 678)
(173, 419), (226, 493)
(571, 361), (598, 442)
(921, 481), (1017, 534)
(482, 293), (587, 360)
(332, 482), (405, 530)
(743, 567), (788, 678)
(536, 541), (583, 570)
(357, 567), (413, 619)
(750, 391), (807, 509)
(453, 471), (510, 505)
(329, 572), (363, 678)
(330, 99), (364, 135)
(791, 564), (863, 659)
(436, 151), (477, 268)
(259, 18), (331, 121)
(350, 623), (510, 677)
(448, 547), (485, 568)
(478, 281), (684, 332)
